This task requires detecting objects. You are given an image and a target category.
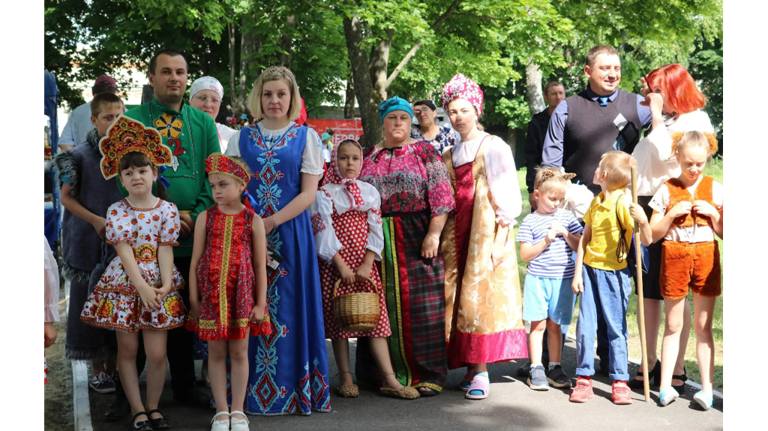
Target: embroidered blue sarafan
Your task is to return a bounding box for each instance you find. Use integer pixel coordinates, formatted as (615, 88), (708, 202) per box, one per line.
(239, 122), (331, 415)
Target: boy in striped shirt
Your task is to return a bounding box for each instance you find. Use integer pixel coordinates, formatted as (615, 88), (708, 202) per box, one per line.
(517, 167), (583, 391)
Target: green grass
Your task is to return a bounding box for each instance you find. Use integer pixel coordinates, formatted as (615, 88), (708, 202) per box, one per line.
(513, 162), (723, 392)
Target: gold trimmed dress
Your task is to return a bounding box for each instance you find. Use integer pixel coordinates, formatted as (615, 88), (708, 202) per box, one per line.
(441, 134), (528, 369)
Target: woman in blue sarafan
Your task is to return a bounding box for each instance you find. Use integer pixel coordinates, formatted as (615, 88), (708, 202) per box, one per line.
(226, 66), (330, 415)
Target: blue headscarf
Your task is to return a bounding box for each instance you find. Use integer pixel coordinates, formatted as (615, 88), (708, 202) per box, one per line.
(378, 96), (413, 123)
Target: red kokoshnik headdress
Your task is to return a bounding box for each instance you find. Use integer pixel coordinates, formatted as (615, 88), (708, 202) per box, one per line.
(321, 139), (365, 210)
(99, 115), (173, 179)
(205, 153), (251, 186)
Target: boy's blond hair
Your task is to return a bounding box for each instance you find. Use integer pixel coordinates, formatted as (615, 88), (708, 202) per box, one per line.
(247, 66), (303, 122)
(90, 92), (125, 117)
(598, 151), (636, 191)
(534, 166), (569, 197)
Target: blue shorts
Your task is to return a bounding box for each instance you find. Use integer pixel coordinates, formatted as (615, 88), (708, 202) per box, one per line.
(523, 275), (575, 325)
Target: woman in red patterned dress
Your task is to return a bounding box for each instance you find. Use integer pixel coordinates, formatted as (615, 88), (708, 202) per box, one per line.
(186, 154), (271, 431)
(310, 140), (419, 400)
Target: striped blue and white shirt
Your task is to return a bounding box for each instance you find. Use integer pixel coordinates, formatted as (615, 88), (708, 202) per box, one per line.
(516, 208), (583, 278)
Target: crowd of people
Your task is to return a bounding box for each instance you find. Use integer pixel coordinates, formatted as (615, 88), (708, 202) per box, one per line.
(43, 44), (722, 430)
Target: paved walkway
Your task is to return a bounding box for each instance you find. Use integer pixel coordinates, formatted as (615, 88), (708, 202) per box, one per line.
(88, 338), (722, 431)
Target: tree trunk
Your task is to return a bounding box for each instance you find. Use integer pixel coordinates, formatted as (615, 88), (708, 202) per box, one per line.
(525, 61), (546, 117)
(369, 29), (393, 101)
(278, 15), (296, 68)
(343, 14), (383, 148)
(344, 71), (356, 119)
(227, 22), (241, 118)
(507, 128), (525, 169)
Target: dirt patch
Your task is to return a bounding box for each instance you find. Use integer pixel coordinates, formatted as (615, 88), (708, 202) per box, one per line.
(45, 289), (74, 431)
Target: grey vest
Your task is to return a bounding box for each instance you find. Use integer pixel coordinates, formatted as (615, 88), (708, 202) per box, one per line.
(55, 130), (123, 273)
(563, 89), (642, 194)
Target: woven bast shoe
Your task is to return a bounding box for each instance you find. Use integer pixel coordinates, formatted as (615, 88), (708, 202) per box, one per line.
(335, 384), (360, 398)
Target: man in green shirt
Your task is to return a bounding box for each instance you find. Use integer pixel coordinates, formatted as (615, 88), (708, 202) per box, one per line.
(107, 49), (217, 420)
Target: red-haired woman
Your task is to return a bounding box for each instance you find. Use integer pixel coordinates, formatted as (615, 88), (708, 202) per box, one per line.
(630, 63), (714, 394)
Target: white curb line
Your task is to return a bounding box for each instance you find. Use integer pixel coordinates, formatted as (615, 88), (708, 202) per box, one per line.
(564, 333), (723, 399)
(64, 279), (94, 431)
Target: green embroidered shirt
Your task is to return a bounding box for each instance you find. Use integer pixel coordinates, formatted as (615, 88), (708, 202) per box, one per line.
(121, 98), (220, 256)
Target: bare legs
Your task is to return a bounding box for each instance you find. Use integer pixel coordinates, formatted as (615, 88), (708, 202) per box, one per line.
(208, 333), (250, 421)
(636, 298), (690, 385)
(332, 338), (405, 390)
(660, 294), (712, 394)
(116, 330), (168, 425)
(529, 318), (562, 366)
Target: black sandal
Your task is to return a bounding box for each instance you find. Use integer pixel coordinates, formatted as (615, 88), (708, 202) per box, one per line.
(131, 412), (152, 431)
(672, 368), (687, 394)
(147, 409), (170, 430)
(629, 359), (660, 389)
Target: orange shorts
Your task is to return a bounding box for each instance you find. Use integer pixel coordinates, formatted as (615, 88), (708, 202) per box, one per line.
(660, 241), (721, 300)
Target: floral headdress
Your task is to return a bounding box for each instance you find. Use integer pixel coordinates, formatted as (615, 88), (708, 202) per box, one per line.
(99, 115), (173, 180)
(205, 153), (251, 186)
(441, 73), (484, 116)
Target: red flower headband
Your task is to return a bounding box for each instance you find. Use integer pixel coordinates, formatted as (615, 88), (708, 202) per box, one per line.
(441, 73), (484, 116)
(205, 153), (251, 186)
(99, 115), (173, 180)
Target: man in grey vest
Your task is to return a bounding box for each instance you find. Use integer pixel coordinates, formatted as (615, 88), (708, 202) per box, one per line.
(542, 45), (652, 194)
(540, 45), (652, 375)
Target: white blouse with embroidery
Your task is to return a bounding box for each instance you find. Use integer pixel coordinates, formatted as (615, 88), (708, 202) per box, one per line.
(449, 132), (522, 226)
(309, 182), (384, 263)
(226, 122), (324, 175)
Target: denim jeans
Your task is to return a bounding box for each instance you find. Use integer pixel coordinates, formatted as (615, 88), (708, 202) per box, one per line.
(575, 264), (631, 381)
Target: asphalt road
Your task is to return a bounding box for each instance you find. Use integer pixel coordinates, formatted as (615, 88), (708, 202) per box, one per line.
(89, 338), (723, 431)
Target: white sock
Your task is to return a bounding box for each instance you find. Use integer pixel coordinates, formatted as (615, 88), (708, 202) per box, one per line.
(549, 362), (560, 370)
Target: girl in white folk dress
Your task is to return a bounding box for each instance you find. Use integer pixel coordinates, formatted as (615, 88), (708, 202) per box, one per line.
(79, 116), (186, 431)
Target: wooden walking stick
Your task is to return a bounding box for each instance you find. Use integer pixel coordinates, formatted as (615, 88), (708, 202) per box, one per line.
(631, 166), (651, 402)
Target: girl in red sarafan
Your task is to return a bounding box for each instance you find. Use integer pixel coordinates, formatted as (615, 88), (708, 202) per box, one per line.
(309, 139), (419, 400)
(186, 153), (270, 431)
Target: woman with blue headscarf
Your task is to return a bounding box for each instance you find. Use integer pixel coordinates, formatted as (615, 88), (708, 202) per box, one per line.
(357, 96), (455, 396)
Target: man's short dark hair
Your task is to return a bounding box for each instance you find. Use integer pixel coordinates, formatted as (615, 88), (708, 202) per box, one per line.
(543, 81), (564, 96)
(149, 49), (187, 75)
(92, 85), (117, 96)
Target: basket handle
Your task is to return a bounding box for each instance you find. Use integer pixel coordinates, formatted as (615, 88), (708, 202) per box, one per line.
(332, 276), (379, 298)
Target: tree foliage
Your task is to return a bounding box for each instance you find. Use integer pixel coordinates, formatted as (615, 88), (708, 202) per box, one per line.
(45, 0), (723, 143)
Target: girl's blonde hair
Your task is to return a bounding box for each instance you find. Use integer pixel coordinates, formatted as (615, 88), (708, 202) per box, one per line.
(534, 166), (569, 196)
(247, 66), (303, 121)
(671, 131), (719, 157)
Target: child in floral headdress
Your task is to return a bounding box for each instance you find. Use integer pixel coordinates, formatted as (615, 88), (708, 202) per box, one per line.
(79, 115), (187, 431)
(186, 153), (270, 431)
(309, 139), (420, 400)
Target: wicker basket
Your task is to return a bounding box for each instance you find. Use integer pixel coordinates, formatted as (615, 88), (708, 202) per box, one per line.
(332, 277), (380, 332)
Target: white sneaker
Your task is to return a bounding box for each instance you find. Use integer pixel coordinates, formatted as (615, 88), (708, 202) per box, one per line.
(230, 411), (250, 431)
(210, 411), (229, 431)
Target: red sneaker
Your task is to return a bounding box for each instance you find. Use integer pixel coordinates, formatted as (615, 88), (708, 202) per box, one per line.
(611, 380), (633, 405)
(569, 376), (593, 403)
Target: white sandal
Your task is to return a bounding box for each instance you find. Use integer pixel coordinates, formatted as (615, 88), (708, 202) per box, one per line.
(230, 411), (250, 431)
(210, 411), (229, 431)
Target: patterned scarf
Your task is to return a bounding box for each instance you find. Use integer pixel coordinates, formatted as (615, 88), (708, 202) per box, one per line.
(321, 140), (365, 210)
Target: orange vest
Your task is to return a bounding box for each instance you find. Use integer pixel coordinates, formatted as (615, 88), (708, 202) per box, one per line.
(665, 175), (715, 227)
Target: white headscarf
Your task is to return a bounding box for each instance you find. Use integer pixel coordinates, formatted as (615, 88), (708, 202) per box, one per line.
(189, 76), (224, 100)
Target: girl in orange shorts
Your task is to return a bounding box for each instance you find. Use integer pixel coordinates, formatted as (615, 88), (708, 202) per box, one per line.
(648, 131), (722, 410)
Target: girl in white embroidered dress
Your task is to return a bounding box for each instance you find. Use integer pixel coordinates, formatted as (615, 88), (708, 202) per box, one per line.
(309, 139), (419, 400)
